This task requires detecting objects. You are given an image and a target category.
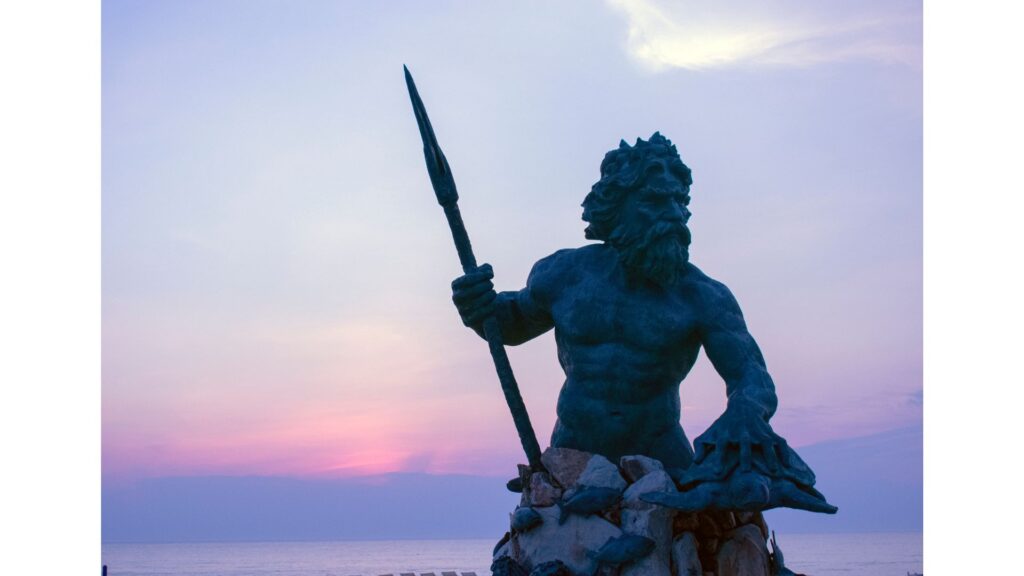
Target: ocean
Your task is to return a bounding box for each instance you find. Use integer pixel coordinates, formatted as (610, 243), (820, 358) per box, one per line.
(102, 532), (922, 576)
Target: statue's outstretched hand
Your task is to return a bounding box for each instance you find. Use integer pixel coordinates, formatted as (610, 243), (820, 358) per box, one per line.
(684, 402), (814, 487)
(641, 471), (837, 514)
(451, 263), (497, 328)
(642, 402), (837, 514)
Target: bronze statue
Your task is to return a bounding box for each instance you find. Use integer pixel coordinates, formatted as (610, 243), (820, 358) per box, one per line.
(452, 133), (833, 514)
(405, 66), (833, 515)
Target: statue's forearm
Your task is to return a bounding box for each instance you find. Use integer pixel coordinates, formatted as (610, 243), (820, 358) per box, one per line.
(725, 365), (778, 420)
(469, 291), (550, 346)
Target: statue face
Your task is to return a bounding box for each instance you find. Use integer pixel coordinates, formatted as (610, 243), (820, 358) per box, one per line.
(618, 159), (692, 232)
(608, 163), (692, 286)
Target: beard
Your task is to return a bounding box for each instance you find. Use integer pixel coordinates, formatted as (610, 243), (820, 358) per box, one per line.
(608, 219), (691, 287)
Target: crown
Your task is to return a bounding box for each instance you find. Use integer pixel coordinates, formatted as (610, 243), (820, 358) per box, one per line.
(600, 132), (682, 177)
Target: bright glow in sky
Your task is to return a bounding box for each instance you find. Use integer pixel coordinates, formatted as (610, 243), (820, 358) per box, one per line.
(102, 0), (921, 482)
(608, 0), (921, 70)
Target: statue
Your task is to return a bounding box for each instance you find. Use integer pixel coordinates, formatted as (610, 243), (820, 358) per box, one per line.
(403, 66), (834, 576)
(451, 133), (834, 515)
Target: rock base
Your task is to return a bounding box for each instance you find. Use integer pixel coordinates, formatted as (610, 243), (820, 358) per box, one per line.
(492, 448), (774, 576)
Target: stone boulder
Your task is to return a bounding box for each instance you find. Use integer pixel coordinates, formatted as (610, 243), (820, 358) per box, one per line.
(716, 524), (770, 576)
(620, 454), (665, 483)
(502, 449), (781, 576)
(671, 532), (702, 576)
(620, 470), (677, 576)
(511, 505), (622, 576)
(576, 454), (627, 491)
(540, 447), (593, 489)
(528, 472), (562, 507)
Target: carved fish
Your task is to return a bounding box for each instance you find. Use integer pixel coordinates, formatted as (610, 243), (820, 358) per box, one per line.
(590, 534), (655, 566)
(557, 486), (621, 524)
(510, 506), (543, 532)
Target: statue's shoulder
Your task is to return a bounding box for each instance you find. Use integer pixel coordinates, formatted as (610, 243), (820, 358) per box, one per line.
(680, 264), (736, 308)
(528, 244), (612, 292)
(531, 244), (608, 274)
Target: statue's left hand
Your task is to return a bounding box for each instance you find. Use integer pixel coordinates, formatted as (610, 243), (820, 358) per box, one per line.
(637, 402), (837, 514)
(651, 402), (836, 514)
(640, 471), (838, 514)
(684, 402), (815, 488)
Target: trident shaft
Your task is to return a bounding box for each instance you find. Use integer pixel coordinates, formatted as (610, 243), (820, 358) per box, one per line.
(404, 65), (544, 471)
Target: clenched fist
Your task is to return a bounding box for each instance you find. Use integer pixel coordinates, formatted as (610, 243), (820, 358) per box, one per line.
(452, 263), (497, 328)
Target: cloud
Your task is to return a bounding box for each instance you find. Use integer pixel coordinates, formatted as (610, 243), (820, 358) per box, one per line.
(606, 0), (920, 70)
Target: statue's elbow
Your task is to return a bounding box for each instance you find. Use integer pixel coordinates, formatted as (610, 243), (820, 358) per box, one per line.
(503, 334), (529, 346)
(470, 323), (488, 341)
(470, 321), (525, 345)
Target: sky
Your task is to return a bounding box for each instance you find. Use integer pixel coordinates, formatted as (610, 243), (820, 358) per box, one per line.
(101, 425), (921, 541)
(102, 0), (922, 486)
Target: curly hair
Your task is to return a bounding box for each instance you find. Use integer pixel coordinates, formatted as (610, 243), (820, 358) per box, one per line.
(582, 132), (693, 241)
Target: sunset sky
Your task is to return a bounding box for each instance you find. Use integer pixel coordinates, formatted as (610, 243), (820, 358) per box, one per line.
(102, 0), (922, 484)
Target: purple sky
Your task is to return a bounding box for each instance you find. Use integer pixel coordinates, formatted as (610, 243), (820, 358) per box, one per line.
(102, 0), (921, 482)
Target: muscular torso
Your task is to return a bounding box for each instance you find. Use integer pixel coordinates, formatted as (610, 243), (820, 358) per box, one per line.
(501, 244), (715, 470)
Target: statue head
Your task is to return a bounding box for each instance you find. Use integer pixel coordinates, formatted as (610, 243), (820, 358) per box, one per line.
(582, 132), (694, 285)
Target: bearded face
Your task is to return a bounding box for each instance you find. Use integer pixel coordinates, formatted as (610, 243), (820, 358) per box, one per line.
(607, 181), (692, 287)
(582, 134), (694, 286)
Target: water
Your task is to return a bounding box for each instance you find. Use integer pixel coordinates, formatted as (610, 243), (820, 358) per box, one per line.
(102, 540), (494, 576)
(766, 533), (922, 575)
(102, 533), (922, 576)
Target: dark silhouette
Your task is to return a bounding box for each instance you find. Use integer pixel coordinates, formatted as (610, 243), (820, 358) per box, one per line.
(451, 133), (834, 514)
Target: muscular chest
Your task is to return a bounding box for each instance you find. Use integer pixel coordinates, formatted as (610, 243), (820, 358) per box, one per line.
(549, 273), (699, 352)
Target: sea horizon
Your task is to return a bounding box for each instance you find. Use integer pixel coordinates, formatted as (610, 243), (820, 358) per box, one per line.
(101, 528), (924, 546)
(102, 532), (923, 576)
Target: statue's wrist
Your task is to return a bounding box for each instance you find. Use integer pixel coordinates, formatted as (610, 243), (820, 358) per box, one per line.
(726, 393), (771, 419)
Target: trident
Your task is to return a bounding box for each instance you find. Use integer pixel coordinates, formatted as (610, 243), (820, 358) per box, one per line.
(404, 66), (544, 472)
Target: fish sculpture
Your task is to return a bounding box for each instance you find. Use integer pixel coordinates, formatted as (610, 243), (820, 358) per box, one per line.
(511, 506), (543, 532)
(557, 486), (622, 524)
(590, 534), (655, 567)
